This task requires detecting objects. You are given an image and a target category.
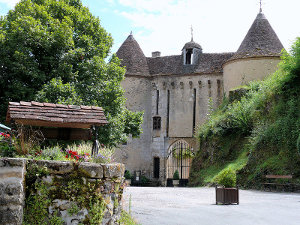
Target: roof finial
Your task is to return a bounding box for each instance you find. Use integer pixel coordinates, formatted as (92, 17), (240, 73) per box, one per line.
(191, 25), (193, 42)
(130, 31), (133, 35)
(259, 0), (262, 13)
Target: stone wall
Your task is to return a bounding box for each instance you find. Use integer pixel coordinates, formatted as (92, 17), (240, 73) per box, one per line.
(114, 76), (153, 176)
(0, 158), (125, 225)
(0, 158), (26, 225)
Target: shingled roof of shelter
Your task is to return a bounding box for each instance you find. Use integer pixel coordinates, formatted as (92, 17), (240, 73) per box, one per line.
(146, 52), (234, 75)
(229, 12), (284, 61)
(182, 40), (202, 50)
(6, 101), (108, 129)
(116, 34), (150, 76)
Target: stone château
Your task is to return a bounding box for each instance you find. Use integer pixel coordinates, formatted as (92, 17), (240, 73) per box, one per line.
(114, 11), (284, 186)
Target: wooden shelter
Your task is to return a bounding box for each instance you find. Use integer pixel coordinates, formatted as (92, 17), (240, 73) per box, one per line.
(6, 101), (108, 141)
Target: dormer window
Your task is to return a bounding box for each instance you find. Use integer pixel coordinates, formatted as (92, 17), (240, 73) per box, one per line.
(185, 49), (193, 65)
(182, 39), (202, 66)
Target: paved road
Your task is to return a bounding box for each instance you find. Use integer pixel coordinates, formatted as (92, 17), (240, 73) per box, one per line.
(122, 187), (300, 225)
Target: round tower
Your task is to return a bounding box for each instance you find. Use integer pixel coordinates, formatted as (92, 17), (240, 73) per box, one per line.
(115, 33), (152, 175)
(223, 11), (284, 94)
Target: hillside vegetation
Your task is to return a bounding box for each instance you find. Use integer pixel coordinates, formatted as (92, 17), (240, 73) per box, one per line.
(189, 38), (300, 188)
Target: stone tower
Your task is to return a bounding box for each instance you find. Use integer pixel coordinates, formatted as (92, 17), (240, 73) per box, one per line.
(116, 34), (153, 175)
(223, 11), (284, 94)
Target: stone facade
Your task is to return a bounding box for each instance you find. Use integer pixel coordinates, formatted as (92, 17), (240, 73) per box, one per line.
(114, 11), (284, 185)
(0, 158), (125, 225)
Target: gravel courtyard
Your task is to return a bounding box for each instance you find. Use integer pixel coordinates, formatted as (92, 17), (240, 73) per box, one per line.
(122, 187), (300, 225)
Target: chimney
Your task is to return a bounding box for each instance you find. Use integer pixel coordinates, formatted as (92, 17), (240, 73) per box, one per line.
(152, 51), (161, 58)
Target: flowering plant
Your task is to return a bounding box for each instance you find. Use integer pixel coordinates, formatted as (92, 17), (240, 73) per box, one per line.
(0, 132), (10, 140)
(64, 149), (90, 162)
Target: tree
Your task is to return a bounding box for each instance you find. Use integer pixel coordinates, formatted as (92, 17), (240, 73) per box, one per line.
(0, 0), (143, 146)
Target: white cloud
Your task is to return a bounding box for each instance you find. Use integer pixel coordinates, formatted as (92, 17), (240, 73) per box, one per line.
(0, 0), (19, 8)
(116, 0), (300, 56)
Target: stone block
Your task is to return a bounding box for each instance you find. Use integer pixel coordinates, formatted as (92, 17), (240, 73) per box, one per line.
(0, 205), (23, 224)
(28, 160), (74, 175)
(0, 158), (26, 168)
(103, 164), (125, 179)
(78, 162), (103, 178)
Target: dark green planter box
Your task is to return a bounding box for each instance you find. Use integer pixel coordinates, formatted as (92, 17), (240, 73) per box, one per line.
(216, 186), (239, 205)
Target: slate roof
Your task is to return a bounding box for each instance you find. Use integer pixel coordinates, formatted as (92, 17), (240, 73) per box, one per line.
(116, 34), (150, 76)
(117, 12), (283, 76)
(229, 12), (284, 61)
(147, 53), (234, 75)
(6, 101), (108, 129)
(182, 40), (202, 50)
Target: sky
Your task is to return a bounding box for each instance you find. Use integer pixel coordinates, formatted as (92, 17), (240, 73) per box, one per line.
(0, 0), (299, 57)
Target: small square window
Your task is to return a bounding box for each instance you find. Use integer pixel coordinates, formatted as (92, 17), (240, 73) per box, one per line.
(153, 116), (161, 130)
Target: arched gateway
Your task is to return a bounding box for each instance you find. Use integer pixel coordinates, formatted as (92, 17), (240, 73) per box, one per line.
(166, 140), (195, 185)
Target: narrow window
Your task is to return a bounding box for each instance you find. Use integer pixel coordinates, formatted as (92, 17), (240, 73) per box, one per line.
(153, 116), (161, 130)
(208, 80), (211, 88)
(185, 49), (193, 65)
(156, 90), (159, 115)
(166, 90), (170, 137)
(208, 80), (212, 97)
(217, 79), (221, 104)
(192, 88), (196, 135)
(153, 157), (160, 178)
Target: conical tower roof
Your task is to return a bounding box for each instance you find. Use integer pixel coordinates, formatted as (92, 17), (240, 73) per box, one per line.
(116, 34), (149, 75)
(230, 12), (284, 61)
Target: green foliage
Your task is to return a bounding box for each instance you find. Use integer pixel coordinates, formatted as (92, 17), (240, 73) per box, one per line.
(140, 175), (150, 185)
(24, 162), (111, 224)
(190, 38), (300, 188)
(0, 0), (143, 147)
(124, 170), (132, 179)
(33, 145), (65, 161)
(297, 134), (300, 154)
(35, 78), (82, 105)
(88, 199), (105, 225)
(24, 182), (64, 225)
(0, 135), (16, 157)
(173, 170), (179, 180)
(118, 210), (140, 225)
(67, 203), (80, 216)
(215, 168), (236, 188)
(172, 148), (194, 159)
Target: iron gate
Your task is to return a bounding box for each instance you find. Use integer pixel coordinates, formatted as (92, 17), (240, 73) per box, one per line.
(166, 140), (194, 184)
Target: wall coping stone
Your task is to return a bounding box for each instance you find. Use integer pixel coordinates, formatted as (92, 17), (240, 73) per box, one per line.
(0, 158), (27, 167)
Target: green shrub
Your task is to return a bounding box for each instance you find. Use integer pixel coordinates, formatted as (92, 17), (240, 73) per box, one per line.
(124, 170), (132, 179)
(0, 141), (16, 157)
(215, 168), (236, 188)
(140, 176), (150, 185)
(39, 145), (65, 161)
(173, 170), (179, 180)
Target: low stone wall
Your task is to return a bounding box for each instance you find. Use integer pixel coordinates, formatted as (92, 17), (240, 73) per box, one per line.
(0, 158), (125, 225)
(0, 158), (26, 224)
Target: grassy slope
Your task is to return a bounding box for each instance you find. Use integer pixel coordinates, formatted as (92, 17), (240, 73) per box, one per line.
(189, 38), (300, 188)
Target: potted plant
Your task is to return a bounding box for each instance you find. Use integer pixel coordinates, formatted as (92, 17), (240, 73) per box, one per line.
(124, 170), (132, 186)
(215, 168), (239, 205)
(172, 170), (180, 187)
